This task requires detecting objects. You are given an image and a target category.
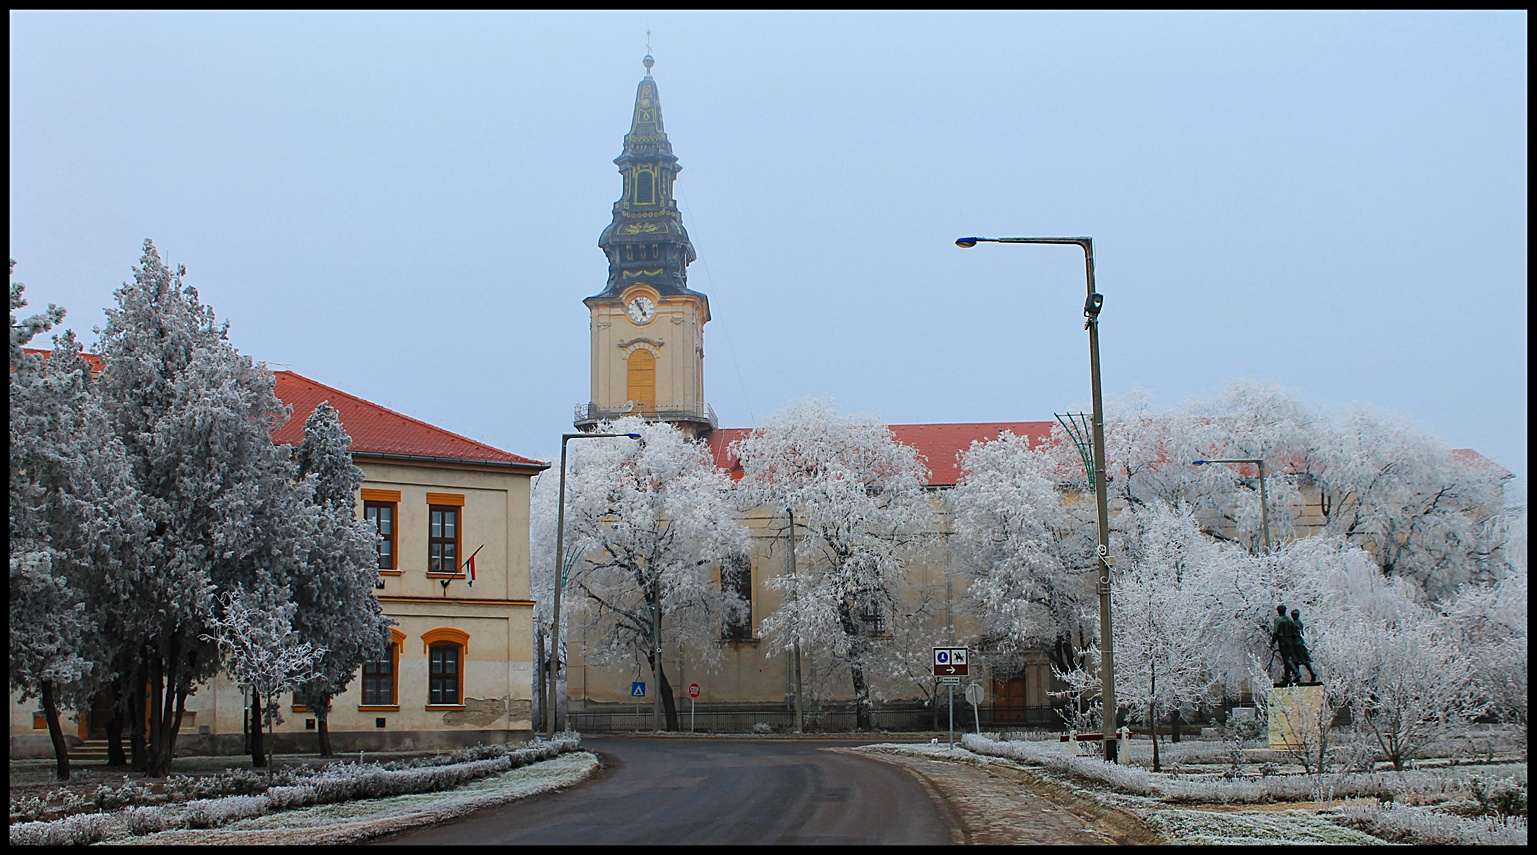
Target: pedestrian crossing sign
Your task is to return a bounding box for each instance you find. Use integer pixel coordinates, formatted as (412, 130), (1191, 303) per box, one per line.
(631, 681), (646, 698)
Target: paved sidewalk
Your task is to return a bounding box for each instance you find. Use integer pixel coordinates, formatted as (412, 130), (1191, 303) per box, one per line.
(848, 747), (1161, 846)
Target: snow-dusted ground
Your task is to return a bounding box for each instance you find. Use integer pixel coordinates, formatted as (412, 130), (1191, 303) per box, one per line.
(858, 740), (1526, 846)
(96, 751), (599, 845)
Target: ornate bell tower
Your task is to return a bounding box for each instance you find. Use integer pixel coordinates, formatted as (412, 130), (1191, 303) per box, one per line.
(576, 54), (715, 436)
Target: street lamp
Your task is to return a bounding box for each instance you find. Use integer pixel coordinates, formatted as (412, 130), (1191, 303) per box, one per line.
(955, 235), (1119, 763)
(1192, 458), (1272, 554)
(546, 431), (643, 737)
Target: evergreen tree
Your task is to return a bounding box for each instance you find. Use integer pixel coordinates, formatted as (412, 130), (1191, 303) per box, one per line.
(292, 401), (393, 756)
(93, 240), (296, 777)
(10, 268), (144, 780)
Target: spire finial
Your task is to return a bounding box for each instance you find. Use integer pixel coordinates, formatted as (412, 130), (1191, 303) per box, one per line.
(643, 31), (654, 75)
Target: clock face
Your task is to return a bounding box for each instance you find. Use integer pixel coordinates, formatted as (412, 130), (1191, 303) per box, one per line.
(627, 296), (656, 325)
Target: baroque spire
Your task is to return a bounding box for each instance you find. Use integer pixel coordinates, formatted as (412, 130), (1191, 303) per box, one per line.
(593, 54), (700, 300)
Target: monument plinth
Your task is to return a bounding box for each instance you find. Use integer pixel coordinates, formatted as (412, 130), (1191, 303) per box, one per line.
(1267, 684), (1325, 750)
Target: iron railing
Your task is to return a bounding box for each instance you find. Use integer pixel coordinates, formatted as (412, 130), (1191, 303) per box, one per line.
(566, 701), (1063, 734)
(573, 401), (717, 430)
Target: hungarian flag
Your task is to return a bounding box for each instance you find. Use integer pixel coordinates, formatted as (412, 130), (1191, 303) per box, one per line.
(464, 545), (484, 587)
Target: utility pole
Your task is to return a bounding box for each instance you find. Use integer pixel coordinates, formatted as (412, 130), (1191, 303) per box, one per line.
(1192, 458), (1273, 553)
(787, 507), (804, 733)
(652, 574), (663, 731)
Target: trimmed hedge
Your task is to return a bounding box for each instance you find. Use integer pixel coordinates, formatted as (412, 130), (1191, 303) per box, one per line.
(9, 734), (581, 846)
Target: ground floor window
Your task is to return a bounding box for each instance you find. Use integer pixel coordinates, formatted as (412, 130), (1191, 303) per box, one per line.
(363, 654), (395, 706)
(429, 643), (461, 705)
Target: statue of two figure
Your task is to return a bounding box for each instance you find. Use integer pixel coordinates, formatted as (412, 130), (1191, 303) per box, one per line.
(1271, 605), (1320, 687)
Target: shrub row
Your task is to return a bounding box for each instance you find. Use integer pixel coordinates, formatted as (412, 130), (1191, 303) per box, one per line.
(960, 733), (1155, 795)
(8, 813), (111, 846)
(1337, 801), (1528, 846)
(10, 735), (581, 846)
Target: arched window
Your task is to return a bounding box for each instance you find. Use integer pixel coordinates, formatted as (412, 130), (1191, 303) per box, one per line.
(627, 350), (656, 415)
(635, 170), (655, 204)
(422, 628), (470, 707)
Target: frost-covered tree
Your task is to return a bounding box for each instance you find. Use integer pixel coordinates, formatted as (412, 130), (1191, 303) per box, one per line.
(1318, 611), (1488, 771)
(558, 417), (749, 731)
(733, 398), (931, 732)
(1440, 545), (1527, 744)
(11, 274), (145, 779)
(1230, 534), (1489, 770)
(950, 429), (1096, 676)
(9, 271), (80, 779)
(9, 261), (63, 367)
(1097, 382), (1313, 554)
(1307, 405), (1511, 599)
(203, 587), (324, 778)
(529, 469), (590, 732)
(1108, 503), (1233, 770)
(93, 240), (299, 777)
(1097, 381), (1513, 599)
(291, 401), (393, 756)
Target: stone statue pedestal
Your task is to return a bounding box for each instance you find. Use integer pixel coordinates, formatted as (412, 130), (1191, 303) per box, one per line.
(1267, 684), (1324, 750)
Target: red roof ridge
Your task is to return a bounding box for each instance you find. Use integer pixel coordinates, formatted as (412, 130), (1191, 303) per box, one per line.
(272, 369), (546, 469)
(19, 350), (544, 470)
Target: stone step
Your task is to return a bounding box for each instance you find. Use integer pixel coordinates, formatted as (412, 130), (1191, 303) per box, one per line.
(72, 740), (111, 760)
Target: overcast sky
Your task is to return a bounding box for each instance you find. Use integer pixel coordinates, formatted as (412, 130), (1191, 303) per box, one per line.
(10, 11), (1528, 485)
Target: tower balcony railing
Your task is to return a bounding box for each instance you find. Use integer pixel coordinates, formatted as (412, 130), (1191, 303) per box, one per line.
(574, 400), (717, 431)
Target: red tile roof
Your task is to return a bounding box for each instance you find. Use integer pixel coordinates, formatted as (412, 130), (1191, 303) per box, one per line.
(22, 349), (545, 471)
(270, 370), (546, 470)
(706, 421), (1057, 487)
(1449, 447), (1511, 478)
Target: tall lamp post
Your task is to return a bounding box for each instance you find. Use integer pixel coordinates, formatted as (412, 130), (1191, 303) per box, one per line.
(546, 431), (642, 737)
(955, 235), (1119, 763)
(1192, 458), (1272, 554)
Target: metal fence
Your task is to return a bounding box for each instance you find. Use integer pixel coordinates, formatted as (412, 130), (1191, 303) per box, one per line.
(568, 698), (1264, 735)
(568, 701), (1060, 734)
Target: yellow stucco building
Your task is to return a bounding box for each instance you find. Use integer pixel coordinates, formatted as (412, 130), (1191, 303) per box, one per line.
(10, 361), (549, 758)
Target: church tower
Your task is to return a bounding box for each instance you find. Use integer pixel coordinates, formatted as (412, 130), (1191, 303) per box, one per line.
(576, 54), (714, 436)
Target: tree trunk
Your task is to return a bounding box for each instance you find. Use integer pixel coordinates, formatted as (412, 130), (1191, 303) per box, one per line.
(145, 644), (177, 778)
(1149, 666), (1160, 773)
(141, 634), (192, 778)
(1170, 708), (1182, 744)
(40, 680), (72, 782)
(147, 643), (165, 776)
(850, 662), (873, 732)
(265, 692), (276, 779)
(316, 703), (333, 757)
(106, 701), (128, 766)
(533, 627), (546, 733)
(657, 658), (681, 731)
(129, 651), (148, 774)
(249, 686), (267, 768)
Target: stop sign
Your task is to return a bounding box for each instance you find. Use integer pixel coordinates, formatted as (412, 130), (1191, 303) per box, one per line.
(688, 682), (701, 699)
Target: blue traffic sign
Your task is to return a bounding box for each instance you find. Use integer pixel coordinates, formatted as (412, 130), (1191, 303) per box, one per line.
(936, 650), (950, 664)
(631, 681), (646, 698)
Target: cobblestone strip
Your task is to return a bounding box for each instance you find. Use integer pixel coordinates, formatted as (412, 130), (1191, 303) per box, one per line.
(843, 748), (1161, 846)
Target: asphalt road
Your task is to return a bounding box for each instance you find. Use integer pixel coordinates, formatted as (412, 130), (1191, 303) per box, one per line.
(376, 736), (958, 845)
